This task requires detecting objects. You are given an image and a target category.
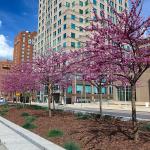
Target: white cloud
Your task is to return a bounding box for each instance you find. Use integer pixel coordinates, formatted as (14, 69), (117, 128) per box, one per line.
(0, 20), (2, 27)
(0, 35), (13, 59)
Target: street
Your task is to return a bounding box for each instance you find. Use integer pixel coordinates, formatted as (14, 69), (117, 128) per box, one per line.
(60, 106), (150, 121)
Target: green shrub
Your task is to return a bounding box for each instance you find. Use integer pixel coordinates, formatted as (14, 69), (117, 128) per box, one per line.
(0, 105), (9, 116)
(48, 129), (64, 137)
(140, 123), (150, 131)
(16, 104), (23, 109)
(64, 141), (80, 150)
(22, 123), (37, 129)
(75, 112), (92, 120)
(25, 116), (37, 123)
(29, 105), (47, 110)
(21, 112), (30, 117)
(103, 115), (115, 121)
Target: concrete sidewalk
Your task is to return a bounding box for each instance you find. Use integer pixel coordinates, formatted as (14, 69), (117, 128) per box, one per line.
(0, 143), (8, 150)
(0, 117), (65, 150)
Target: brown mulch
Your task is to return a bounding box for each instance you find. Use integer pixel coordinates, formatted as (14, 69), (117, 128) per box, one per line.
(1, 105), (150, 150)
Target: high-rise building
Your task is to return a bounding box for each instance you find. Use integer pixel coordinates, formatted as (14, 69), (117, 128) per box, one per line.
(34, 0), (128, 54)
(13, 31), (37, 64)
(34, 0), (128, 103)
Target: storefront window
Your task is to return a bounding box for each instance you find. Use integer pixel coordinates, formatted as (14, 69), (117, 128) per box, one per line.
(76, 85), (83, 93)
(117, 86), (131, 101)
(85, 85), (91, 94)
(67, 86), (72, 94)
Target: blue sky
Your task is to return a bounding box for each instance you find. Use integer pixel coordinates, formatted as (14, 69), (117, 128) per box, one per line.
(0, 0), (38, 59)
(0, 0), (149, 60)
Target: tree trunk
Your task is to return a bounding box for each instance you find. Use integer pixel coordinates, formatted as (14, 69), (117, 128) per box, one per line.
(29, 96), (32, 106)
(48, 84), (52, 117)
(52, 97), (55, 110)
(98, 84), (102, 117)
(131, 84), (139, 141)
(52, 88), (55, 110)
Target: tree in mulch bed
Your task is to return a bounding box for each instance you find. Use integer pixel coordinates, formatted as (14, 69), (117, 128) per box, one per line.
(64, 141), (80, 150)
(22, 115), (37, 130)
(47, 129), (64, 138)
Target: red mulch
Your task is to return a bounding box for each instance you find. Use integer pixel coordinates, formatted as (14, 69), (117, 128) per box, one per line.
(1, 105), (150, 150)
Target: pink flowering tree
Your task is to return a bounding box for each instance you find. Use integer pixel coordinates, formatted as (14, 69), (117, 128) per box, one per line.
(34, 49), (70, 117)
(67, 0), (150, 140)
(2, 62), (40, 105)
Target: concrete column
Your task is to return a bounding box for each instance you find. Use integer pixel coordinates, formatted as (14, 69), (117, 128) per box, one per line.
(113, 86), (118, 101)
(91, 84), (95, 102)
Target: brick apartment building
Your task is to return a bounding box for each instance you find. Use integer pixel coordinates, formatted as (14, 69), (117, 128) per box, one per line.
(13, 31), (37, 64)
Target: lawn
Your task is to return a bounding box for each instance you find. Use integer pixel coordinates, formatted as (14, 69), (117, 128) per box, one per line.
(0, 104), (150, 150)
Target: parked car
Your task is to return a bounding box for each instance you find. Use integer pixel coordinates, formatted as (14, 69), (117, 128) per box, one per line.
(0, 97), (7, 105)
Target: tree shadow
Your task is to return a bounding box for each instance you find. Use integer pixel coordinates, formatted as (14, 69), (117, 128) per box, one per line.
(70, 117), (150, 150)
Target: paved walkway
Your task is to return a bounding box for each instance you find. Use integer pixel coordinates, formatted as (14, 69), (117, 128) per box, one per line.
(32, 101), (150, 112)
(31, 102), (150, 120)
(0, 117), (65, 150)
(0, 143), (8, 150)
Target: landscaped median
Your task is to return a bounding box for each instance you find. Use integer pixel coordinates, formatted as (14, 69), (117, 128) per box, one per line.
(0, 104), (150, 150)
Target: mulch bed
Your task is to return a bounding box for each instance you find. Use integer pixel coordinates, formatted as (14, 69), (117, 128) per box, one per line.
(1, 105), (150, 150)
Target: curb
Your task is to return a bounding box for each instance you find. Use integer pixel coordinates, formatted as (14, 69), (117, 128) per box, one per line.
(0, 117), (65, 150)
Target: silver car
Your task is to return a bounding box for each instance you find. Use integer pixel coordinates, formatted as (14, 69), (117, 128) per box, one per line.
(0, 97), (7, 105)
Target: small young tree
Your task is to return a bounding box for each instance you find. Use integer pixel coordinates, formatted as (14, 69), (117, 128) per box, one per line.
(34, 49), (69, 117)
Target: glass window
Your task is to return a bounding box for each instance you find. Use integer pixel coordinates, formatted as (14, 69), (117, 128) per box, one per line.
(119, 0), (122, 4)
(79, 18), (83, 23)
(59, 11), (61, 16)
(101, 87), (106, 94)
(71, 42), (75, 48)
(72, 1), (75, 7)
(119, 6), (123, 11)
(79, 9), (83, 14)
(77, 42), (81, 48)
(63, 33), (66, 39)
(100, 3), (104, 9)
(79, 27), (83, 32)
(76, 85), (83, 93)
(67, 86), (72, 93)
(85, 0), (88, 6)
(63, 42), (67, 47)
(71, 23), (75, 29)
(63, 24), (67, 30)
(71, 14), (76, 20)
(85, 9), (89, 14)
(85, 85), (91, 94)
(93, 0), (97, 5)
(71, 33), (75, 38)
(79, 1), (83, 6)
(110, 1), (114, 7)
(44, 85), (48, 95)
(66, 2), (70, 7)
(64, 15), (67, 21)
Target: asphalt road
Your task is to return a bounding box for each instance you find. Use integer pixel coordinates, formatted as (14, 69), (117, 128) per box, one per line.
(61, 107), (150, 121)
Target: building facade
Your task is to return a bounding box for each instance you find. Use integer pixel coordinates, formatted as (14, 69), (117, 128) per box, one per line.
(13, 31), (37, 64)
(34, 0), (128, 103)
(0, 60), (13, 97)
(34, 0), (128, 53)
